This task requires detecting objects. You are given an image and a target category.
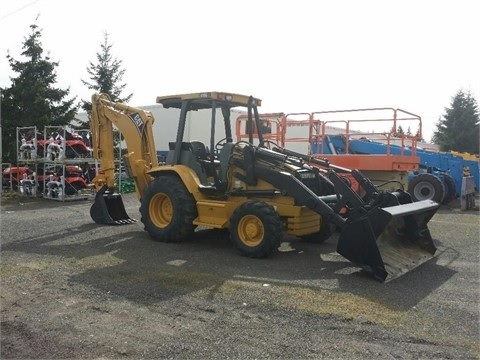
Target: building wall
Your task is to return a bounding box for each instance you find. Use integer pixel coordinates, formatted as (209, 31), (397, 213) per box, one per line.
(75, 105), (245, 152)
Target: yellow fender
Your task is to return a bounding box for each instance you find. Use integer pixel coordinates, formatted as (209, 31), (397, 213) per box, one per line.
(147, 164), (204, 198)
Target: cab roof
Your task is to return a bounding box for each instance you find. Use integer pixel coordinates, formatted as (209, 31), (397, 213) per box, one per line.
(156, 91), (262, 110)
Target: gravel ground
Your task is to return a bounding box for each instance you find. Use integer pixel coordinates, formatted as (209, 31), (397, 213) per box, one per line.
(0, 192), (479, 359)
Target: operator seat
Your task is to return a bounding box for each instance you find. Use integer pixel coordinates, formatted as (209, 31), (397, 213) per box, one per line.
(190, 141), (218, 178)
(190, 141), (209, 161)
(166, 141), (207, 183)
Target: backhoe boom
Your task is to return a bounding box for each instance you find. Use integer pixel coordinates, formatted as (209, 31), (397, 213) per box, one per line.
(90, 93), (158, 199)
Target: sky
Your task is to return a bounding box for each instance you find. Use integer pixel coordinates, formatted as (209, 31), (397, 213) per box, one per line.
(1, 0), (479, 142)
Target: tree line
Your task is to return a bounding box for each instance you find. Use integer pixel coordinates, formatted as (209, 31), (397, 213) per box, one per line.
(1, 22), (131, 163)
(1, 21), (479, 164)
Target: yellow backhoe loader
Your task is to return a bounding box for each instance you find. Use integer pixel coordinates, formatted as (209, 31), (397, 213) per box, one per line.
(89, 92), (439, 282)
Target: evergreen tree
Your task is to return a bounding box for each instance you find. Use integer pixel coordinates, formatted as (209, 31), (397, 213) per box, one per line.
(396, 125), (404, 137)
(432, 90), (479, 153)
(414, 128), (424, 142)
(78, 32), (132, 128)
(1, 23), (78, 163)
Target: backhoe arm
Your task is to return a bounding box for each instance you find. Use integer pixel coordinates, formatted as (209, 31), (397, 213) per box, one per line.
(90, 93), (158, 199)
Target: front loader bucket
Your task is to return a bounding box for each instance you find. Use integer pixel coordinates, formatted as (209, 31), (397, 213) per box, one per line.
(337, 199), (439, 282)
(90, 186), (136, 225)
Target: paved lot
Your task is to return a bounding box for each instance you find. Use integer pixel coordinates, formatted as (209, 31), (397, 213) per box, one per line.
(0, 192), (479, 359)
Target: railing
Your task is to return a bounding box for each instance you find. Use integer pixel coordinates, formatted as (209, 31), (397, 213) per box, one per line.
(235, 107), (423, 171)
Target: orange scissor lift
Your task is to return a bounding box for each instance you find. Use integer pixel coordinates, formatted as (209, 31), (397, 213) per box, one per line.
(236, 108), (423, 194)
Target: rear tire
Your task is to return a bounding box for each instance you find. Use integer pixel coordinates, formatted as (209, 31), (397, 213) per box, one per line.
(300, 221), (334, 244)
(408, 173), (445, 203)
(442, 174), (457, 205)
(140, 175), (197, 242)
(230, 201), (282, 258)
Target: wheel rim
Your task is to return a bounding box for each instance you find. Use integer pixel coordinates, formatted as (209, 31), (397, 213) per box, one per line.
(149, 193), (173, 228)
(238, 214), (264, 247)
(414, 181), (434, 200)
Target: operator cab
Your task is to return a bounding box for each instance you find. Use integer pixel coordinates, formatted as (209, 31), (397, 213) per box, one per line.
(157, 91), (263, 192)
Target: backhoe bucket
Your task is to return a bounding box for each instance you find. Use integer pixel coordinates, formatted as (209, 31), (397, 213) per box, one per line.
(337, 199), (439, 282)
(90, 186), (136, 225)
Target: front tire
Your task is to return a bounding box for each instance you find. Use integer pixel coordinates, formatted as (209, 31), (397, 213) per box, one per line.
(140, 175), (197, 242)
(230, 201), (282, 258)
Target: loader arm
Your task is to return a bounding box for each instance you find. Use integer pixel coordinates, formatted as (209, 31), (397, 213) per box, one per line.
(90, 93), (158, 199)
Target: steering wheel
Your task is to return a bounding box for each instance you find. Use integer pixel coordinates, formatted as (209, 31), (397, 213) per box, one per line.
(215, 137), (228, 152)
